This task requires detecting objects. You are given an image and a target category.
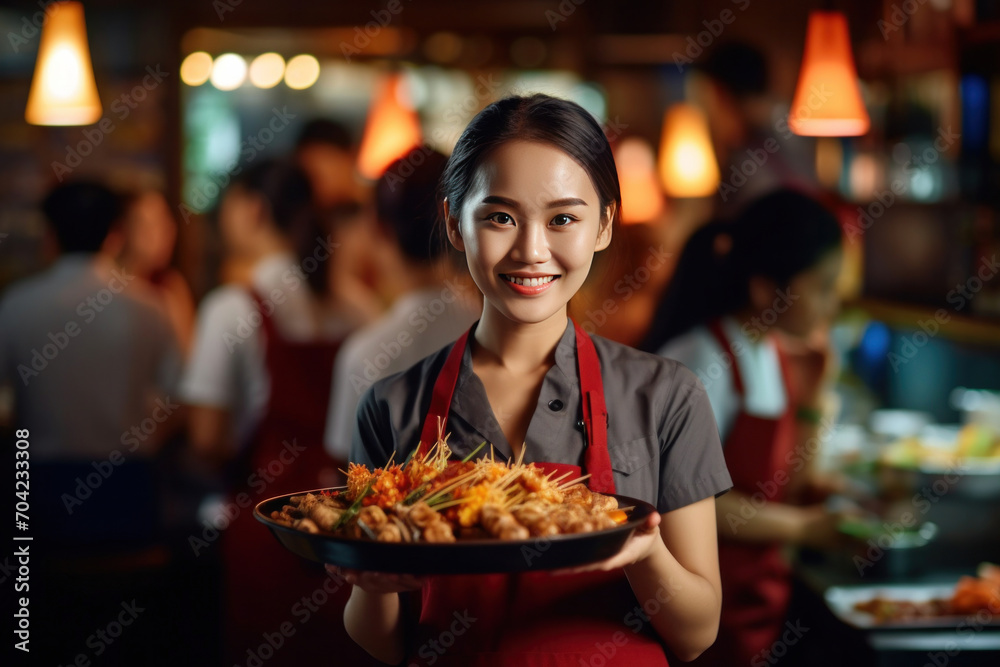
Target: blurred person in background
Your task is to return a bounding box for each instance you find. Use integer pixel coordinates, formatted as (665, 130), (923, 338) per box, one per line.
(180, 158), (371, 665)
(295, 118), (383, 322)
(641, 189), (848, 666)
(118, 189), (196, 356)
(324, 146), (479, 464)
(692, 41), (819, 218)
(0, 181), (184, 663)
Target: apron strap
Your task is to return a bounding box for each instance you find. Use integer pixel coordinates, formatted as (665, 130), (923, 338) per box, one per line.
(417, 328), (471, 456)
(574, 323), (615, 494)
(417, 320), (616, 494)
(707, 319), (746, 396)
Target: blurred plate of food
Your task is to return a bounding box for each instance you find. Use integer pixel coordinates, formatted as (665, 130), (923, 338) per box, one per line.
(825, 563), (1000, 629)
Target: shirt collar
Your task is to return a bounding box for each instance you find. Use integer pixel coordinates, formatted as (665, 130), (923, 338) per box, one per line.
(448, 317), (578, 456)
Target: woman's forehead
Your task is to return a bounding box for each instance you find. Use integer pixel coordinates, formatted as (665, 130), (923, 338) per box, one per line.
(467, 141), (598, 207)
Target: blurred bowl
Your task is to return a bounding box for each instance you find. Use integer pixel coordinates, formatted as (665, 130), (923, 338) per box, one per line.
(842, 519), (939, 579)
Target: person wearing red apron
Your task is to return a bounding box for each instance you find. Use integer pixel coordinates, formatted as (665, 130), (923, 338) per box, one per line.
(221, 291), (374, 666)
(688, 320), (798, 666)
(337, 94), (732, 667)
(407, 321), (669, 666)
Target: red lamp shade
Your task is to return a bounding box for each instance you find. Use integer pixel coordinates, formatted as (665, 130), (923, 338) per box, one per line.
(788, 11), (870, 137)
(357, 73), (422, 180)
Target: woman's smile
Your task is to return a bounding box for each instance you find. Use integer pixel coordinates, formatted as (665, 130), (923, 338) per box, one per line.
(500, 272), (561, 294)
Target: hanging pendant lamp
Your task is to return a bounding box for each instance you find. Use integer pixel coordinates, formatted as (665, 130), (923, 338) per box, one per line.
(657, 103), (720, 198)
(357, 72), (423, 180)
(25, 1), (102, 126)
(788, 11), (870, 137)
(615, 137), (665, 224)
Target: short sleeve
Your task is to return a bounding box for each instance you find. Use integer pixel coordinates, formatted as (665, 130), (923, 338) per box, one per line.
(325, 335), (365, 461)
(657, 366), (732, 512)
(350, 385), (394, 467)
(180, 288), (258, 408)
(658, 327), (739, 443)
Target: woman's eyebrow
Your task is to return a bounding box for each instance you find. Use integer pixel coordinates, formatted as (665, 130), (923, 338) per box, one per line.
(545, 197), (588, 208)
(479, 195), (589, 208)
(480, 195), (522, 209)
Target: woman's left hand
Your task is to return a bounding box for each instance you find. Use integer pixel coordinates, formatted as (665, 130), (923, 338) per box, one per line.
(553, 512), (663, 574)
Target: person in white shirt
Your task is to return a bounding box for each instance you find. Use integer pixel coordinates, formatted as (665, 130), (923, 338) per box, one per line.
(181, 159), (369, 666)
(181, 160), (362, 468)
(324, 146), (479, 462)
(642, 189), (848, 666)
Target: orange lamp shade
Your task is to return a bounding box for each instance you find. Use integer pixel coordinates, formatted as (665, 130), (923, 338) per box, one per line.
(357, 73), (423, 180)
(25, 1), (102, 126)
(657, 103), (720, 198)
(615, 137), (665, 224)
(788, 11), (870, 137)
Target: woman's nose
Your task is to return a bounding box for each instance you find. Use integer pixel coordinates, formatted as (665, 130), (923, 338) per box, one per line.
(510, 222), (550, 263)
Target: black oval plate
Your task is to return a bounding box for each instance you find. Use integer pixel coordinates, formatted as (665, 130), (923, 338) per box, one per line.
(255, 490), (657, 574)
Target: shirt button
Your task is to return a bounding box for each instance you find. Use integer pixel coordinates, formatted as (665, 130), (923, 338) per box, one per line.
(547, 399), (564, 412)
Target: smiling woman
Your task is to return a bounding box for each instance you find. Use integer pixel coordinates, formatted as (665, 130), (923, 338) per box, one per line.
(340, 94), (732, 667)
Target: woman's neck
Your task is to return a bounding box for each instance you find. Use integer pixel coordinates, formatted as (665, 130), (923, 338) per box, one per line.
(472, 304), (567, 374)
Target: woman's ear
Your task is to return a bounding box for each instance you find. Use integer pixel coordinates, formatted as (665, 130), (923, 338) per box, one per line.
(595, 202), (615, 252)
(443, 198), (465, 252)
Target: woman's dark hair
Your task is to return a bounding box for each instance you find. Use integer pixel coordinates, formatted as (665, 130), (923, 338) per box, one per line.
(229, 159), (328, 295)
(439, 93), (622, 228)
(640, 188), (843, 352)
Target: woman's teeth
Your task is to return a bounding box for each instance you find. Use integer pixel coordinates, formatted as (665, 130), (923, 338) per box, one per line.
(503, 274), (556, 287)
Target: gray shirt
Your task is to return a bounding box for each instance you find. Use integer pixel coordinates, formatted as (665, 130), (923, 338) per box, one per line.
(0, 255), (180, 461)
(352, 318), (732, 513)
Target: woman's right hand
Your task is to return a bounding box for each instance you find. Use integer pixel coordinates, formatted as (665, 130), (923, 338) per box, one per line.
(326, 565), (425, 594)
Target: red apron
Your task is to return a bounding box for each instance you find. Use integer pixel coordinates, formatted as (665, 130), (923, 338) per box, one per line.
(221, 291), (373, 665)
(691, 320), (797, 666)
(408, 320), (669, 667)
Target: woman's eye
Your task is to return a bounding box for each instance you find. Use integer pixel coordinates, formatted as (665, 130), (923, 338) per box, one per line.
(488, 212), (514, 225)
(551, 214), (575, 226)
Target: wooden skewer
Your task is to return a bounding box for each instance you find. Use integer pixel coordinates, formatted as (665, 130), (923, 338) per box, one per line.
(559, 473), (591, 489)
